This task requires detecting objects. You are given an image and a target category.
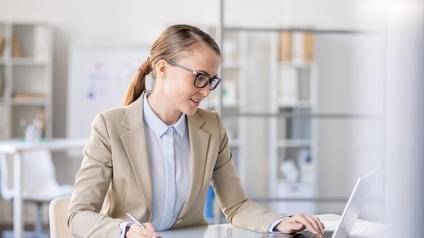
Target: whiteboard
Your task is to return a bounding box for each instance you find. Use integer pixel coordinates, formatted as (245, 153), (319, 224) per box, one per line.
(67, 44), (149, 138)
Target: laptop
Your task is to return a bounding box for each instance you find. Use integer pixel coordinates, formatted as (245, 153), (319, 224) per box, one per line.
(225, 167), (391, 238)
(292, 167), (389, 238)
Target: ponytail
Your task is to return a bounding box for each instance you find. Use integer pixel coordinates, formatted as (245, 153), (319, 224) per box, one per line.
(122, 57), (152, 106)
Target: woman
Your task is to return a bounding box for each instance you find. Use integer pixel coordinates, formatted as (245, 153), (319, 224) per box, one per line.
(68, 24), (324, 238)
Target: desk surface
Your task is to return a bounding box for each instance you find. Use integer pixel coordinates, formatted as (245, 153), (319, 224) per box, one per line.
(157, 215), (337, 238)
(157, 223), (286, 238)
(155, 214), (391, 238)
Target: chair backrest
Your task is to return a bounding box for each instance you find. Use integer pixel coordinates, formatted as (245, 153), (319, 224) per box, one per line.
(0, 150), (62, 201)
(49, 196), (72, 238)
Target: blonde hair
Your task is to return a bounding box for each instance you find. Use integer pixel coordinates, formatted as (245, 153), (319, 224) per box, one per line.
(122, 24), (222, 106)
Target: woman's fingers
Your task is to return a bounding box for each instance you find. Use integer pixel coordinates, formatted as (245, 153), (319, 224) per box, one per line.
(297, 213), (325, 236)
(278, 213), (325, 237)
(127, 222), (161, 238)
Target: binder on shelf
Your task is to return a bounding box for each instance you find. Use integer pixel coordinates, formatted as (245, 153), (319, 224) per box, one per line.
(0, 38), (5, 56)
(288, 108), (311, 140)
(278, 32), (292, 62)
(34, 25), (48, 59)
(0, 75), (5, 97)
(12, 36), (23, 58)
(303, 31), (314, 62)
(280, 30), (315, 64)
(292, 32), (304, 64)
(13, 92), (46, 102)
(279, 67), (298, 105)
(298, 68), (311, 102)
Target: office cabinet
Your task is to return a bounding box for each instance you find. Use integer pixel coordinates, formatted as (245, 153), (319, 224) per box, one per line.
(0, 22), (52, 139)
(268, 32), (318, 214)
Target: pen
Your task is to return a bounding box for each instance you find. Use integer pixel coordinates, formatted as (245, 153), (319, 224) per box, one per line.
(126, 212), (146, 228)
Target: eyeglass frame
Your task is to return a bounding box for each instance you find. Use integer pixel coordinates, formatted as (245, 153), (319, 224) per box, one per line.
(164, 59), (222, 90)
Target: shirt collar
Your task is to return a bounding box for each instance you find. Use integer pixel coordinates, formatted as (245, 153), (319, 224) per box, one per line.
(143, 92), (187, 138)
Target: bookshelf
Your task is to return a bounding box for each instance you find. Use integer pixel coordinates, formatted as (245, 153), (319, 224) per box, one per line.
(0, 22), (52, 140)
(214, 28), (319, 214)
(268, 31), (318, 214)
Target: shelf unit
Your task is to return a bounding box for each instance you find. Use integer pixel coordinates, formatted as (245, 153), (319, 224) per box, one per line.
(215, 28), (319, 214)
(0, 22), (52, 140)
(268, 31), (318, 214)
(215, 26), (365, 216)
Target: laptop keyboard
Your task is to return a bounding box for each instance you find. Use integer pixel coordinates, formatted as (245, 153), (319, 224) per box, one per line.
(292, 230), (334, 238)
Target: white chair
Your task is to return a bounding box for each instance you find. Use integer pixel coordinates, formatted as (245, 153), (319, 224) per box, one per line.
(0, 150), (73, 238)
(49, 196), (72, 238)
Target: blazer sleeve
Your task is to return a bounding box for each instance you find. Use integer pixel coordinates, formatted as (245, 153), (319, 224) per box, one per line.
(68, 113), (124, 238)
(210, 111), (290, 233)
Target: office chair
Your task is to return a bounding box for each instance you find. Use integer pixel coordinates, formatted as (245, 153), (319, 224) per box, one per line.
(49, 196), (72, 238)
(0, 150), (73, 238)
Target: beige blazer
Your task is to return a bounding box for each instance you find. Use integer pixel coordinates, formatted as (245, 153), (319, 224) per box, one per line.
(68, 92), (287, 237)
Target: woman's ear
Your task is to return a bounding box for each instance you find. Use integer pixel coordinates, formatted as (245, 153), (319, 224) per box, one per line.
(156, 59), (168, 79)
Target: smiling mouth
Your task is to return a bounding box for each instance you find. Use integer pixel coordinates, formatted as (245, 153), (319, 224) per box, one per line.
(190, 98), (201, 103)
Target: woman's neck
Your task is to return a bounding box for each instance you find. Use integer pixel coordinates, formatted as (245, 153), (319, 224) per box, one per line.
(147, 92), (181, 126)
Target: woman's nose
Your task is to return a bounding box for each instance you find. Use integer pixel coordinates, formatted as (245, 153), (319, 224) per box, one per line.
(199, 86), (210, 97)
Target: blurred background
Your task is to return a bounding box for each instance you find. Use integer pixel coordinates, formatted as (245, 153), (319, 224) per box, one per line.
(0, 0), (422, 237)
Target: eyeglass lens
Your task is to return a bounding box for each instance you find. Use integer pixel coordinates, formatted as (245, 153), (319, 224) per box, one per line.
(195, 74), (220, 90)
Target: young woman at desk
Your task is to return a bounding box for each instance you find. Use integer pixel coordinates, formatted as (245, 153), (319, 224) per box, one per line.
(68, 24), (325, 238)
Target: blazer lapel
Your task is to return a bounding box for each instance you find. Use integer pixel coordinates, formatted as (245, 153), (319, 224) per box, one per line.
(178, 112), (210, 217)
(120, 94), (153, 217)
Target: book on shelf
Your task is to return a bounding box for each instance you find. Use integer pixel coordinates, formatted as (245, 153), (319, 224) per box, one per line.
(288, 108), (311, 140)
(292, 32), (304, 64)
(279, 31), (315, 64)
(0, 38), (5, 57)
(279, 67), (298, 104)
(303, 32), (314, 62)
(0, 75), (4, 97)
(34, 25), (48, 59)
(279, 32), (292, 62)
(13, 92), (45, 102)
(12, 36), (23, 58)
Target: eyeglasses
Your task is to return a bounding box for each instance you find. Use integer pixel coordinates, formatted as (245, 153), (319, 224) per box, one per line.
(165, 60), (221, 90)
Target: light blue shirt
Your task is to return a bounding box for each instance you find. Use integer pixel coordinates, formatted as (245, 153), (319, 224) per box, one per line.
(119, 93), (191, 237)
(143, 93), (191, 230)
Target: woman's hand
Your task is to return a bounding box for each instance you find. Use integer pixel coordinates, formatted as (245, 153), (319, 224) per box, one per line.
(276, 213), (325, 237)
(126, 222), (161, 238)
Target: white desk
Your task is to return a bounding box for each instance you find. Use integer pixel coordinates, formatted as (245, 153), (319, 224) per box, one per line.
(156, 214), (391, 238)
(0, 138), (87, 238)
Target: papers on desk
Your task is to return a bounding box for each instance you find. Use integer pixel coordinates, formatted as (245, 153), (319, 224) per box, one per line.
(323, 221), (393, 237)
